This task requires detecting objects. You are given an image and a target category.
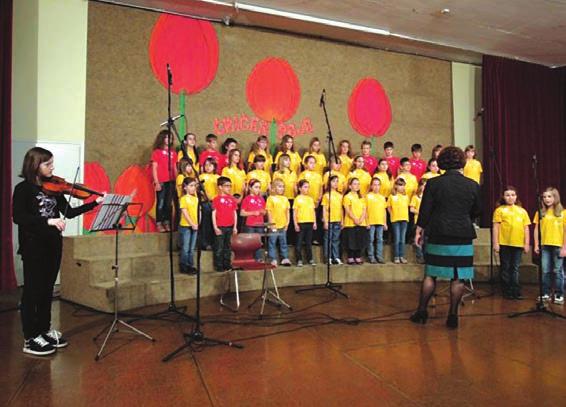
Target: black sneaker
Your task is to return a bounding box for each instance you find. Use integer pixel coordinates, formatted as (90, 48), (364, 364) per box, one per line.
(23, 335), (56, 356)
(42, 329), (68, 348)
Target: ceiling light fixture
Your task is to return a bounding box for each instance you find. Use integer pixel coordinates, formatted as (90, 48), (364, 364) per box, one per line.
(234, 2), (390, 36)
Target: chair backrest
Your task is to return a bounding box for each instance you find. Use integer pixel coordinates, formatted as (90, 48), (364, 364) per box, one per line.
(231, 233), (262, 262)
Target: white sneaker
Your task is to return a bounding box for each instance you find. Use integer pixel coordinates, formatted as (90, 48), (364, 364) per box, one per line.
(270, 260), (278, 267)
(42, 329), (69, 348)
(538, 294), (550, 302)
(333, 258), (343, 265)
(554, 295), (564, 304)
(23, 335), (56, 356)
(297, 260), (303, 267)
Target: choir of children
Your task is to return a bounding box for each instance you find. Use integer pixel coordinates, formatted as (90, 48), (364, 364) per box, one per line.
(157, 131), (566, 303)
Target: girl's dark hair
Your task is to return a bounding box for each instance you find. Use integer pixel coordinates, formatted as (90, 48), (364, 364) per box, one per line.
(437, 146), (465, 170)
(297, 179), (309, 189)
(351, 155), (364, 172)
(329, 175), (339, 184)
(497, 185), (522, 207)
(279, 135), (295, 153)
(431, 144), (443, 159)
(20, 147), (53, 185)
(339, 140), (352, 158)
(378, 158), (392, 178)
(309, 137), (320, 152)
(203, 157), (218, 173)
(153, 129), (171, 150)
(228, 148), (241, 167)
(221, 137), (238, 154)
(392, 177), (406, 195)
(247, 178), (261, 191)
(177, 157), (192, 174)
(182, 177), (197, 187)
(427, 158), (437, 170)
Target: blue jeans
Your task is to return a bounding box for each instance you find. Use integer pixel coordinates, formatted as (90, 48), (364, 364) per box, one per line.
(541, 245), (564, 296)
(323, 222), (342, 260)
(179, 226), (198, 267)
(499, 245), (522, 296)
(268, 229), (289, 261)
(245, 226), (265, 261)
(156, 181), (174, 224)
(367, 225), (384, 261)
(391, 221), (408, 258)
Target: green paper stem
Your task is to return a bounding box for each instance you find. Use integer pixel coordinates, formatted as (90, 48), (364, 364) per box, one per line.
(269, 118), (277, 156)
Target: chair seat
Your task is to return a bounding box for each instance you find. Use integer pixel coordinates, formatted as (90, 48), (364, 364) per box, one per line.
(232, 260), (275, 271)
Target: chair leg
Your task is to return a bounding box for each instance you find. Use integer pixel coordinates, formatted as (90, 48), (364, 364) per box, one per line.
(220, 270), (240, 312)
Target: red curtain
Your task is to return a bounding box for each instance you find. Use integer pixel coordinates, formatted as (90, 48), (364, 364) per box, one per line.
(481, 55), (566, 225)
(0, 0), (16, 291)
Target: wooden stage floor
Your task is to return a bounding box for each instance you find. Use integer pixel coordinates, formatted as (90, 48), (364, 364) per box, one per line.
(1, 282), (565, 406)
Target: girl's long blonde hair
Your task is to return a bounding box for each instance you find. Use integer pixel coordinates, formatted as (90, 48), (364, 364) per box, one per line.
(541, 187), (563, 217)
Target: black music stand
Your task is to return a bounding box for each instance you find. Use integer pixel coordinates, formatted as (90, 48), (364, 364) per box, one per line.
(91, 195), (155, 360)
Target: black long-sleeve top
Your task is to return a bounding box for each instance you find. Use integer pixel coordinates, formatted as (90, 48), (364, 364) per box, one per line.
(416, 170), (481, 242)
(12, 180), (99, 256)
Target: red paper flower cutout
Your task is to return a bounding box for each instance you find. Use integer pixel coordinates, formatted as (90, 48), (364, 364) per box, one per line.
(246, 57), (301, 123)
(348, 78), (392, 137)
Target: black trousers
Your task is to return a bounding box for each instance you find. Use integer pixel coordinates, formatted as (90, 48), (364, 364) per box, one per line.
(296, 222), (314, 262)
(199, 201), (214, 249)
(213, 226), (233, 271)
(20, 243), (62, 339)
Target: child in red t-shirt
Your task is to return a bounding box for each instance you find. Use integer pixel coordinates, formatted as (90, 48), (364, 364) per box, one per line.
(151, 130), (178, 232)
(361, 140), (378, 175)
(240, 179), (267, 261)
(198, 134), (226, 175)
(212, 176), (238, 271)
(409, 143), (427, 181)
(383, 141), (400, 178)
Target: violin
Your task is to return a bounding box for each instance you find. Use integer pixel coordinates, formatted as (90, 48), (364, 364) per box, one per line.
(42, 175), (104, 200)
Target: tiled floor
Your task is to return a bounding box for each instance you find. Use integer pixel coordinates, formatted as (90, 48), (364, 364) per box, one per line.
(1, 282), (565, 406)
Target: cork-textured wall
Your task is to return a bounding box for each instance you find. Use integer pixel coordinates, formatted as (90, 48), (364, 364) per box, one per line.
(86, 2), (453, 182)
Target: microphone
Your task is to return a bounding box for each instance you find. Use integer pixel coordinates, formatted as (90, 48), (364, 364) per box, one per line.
(167, 63), (172, 84)
(160, 114), (184, 127)
(319, 89), (326, 107)
(532, 154), (537, 163)
(473, 107), (484, 121)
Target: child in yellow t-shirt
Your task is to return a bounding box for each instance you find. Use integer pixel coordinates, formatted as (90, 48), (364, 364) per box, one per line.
(293, 180), (317, 266)
(396, 157), (418, 201)
(533, 187), (566, 303)
(374, 159), (393, 198)
(221, 149), (246, 200)
(388, 178), (410, 264)
(273, 153), (297, 200)
(493, 186), (531, 299)
(176, 158), (197, 198)
(302, 137), (327, 175)
(348, 155), (372, 196)
(421, 158), (441, 181)
(198, 158), (219, 249)
(343, 177), (368, 265)
(366, 177), (387, 264)
(247, 135), (273, 172)
(321, 175), (343, 264)
(323, 156), (347, 193)
(410, 179), (426, 263)
(463, 145), (483, 184)
(179, 177), (199, 274)
(246, 155), (271, 196)
(266, 179), (291, 266)
(338, 140), (353, 178)
(274, 135), (302, 174)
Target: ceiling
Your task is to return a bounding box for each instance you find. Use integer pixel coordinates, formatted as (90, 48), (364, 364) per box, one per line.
(94, 0), (566, 67)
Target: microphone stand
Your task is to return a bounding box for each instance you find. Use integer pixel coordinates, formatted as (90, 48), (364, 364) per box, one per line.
(509, 155), (565, 320)
(489, 146), (504, 288)
(149, 63), (194, 323)
(296, 89), (348, 298)
(162, 183), (243, 362)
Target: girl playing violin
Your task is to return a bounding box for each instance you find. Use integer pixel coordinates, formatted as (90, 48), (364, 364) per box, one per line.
(12, 147), (104, 356)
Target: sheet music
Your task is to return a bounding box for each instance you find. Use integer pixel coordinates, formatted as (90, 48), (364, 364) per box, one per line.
(91, 194), (132, 232)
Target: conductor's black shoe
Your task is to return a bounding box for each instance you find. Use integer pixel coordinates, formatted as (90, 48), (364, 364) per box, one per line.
(409, 310), (428, 324)
(446, 314), (459, 329)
